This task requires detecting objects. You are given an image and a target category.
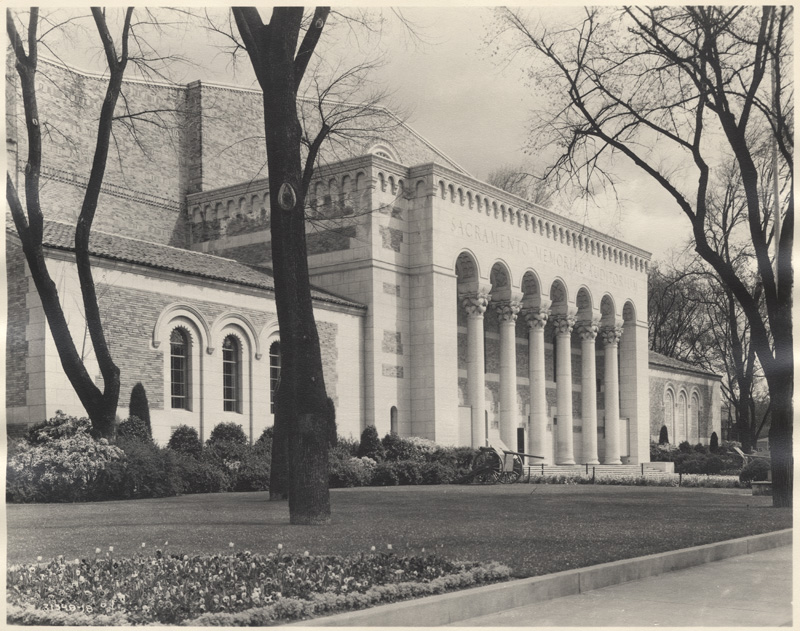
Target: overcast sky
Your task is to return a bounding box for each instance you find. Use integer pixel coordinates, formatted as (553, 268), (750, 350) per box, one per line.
(31, 6), (692, 261)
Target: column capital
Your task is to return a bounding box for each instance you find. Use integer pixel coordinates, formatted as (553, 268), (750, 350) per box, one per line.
(552, 313), (576, 336)
(600, 325), (624, 346)
(577, 319), (600, 341)
(524, 307), (550, 330)
(495, 299), (522, 323)
(461, 291), (491, 317)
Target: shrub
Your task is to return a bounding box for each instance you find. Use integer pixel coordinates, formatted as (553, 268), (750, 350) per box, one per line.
(678, 441), (692, 453)
(207, 422), (248, 446)
(381, 433), (428, 461)
(650, 441), (679, 462)
(710, 431), (719, 453)
(233, 450), (271, 492)
(128, 383), (151, 437)
(393, 460), (425, 485)
(329, 456), (376, 488)
(175, 456), (231, 494)
(202, 441), (250, 475)
(705, 455), (724, 475)
(7, 423), (125, 503)
(25, 411), (93, 444)
(693, 442), (709, 454)
(658, 425), (669, 444)
(116, 416), (151, 442)
(420, 462), (457, 485)
(106, 438), (184, 500)
(372, 461), (400, 486)
(330, 437), (359, 460)
(739, 459), (771, 484)
(166, 425), (202, 458)
(254, 426), (273, 454)
(357, 425), (385, 461)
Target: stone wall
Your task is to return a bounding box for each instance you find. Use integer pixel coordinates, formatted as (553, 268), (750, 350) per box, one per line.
(8, 59), (187, 246)
(6, 237), (28, 408)
(649, 367), (717, 444)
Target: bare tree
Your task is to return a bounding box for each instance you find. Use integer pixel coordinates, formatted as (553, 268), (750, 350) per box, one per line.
(7, 8), (192, 439)
(647, 263), (710, 362)
(497, 6), (793, 507)
(230, 7), (340, 524)
(486, 164), (554, 207)
(6, 8), (136, 439)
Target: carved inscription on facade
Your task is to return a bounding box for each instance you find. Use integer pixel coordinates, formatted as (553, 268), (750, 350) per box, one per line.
(449, 219), (638, 292)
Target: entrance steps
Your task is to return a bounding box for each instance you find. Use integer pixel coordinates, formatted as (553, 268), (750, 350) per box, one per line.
(524, 463), (670, 479)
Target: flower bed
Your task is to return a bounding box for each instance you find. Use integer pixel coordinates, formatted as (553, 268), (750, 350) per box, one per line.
(527, 473), (747, 488)
(7, 549), (510, 626)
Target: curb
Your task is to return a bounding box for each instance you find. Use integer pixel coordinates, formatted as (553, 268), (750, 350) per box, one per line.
(299, 528), (792, 627)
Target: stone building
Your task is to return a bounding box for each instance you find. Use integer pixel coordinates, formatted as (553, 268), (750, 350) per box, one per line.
(5, 58), (721, 463)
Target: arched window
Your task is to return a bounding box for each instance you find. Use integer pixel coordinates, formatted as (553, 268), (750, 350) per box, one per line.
(677, 392), (687, 443)
(222, 335), (241, 413)
(390, 406), (398, 435)
(664, 389), (674, 443)
(170, 328), (190, 410)
(690, 392), (700, 444)
(269, 341), (281, 414)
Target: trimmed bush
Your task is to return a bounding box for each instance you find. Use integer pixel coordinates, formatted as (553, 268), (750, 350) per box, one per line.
(659, 425), (669, 445)
(739, 459), (770, 484)
(357, 425), (385, 461)
(710, 431), (719, 453)
(128, 383), (151, 437)
(166, 425), (202, 458)
(207, 422), (248, 446)
(116, 416), (151, 442)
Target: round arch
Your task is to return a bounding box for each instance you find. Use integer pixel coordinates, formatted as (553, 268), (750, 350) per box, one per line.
(153, 303), (211, 352)
(210, 312), (262, 359)
(575, 286), (594, 321)
(548, 277), (570, 314)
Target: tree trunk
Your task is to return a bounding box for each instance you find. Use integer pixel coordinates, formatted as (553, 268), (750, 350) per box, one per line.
(259, 10), (333, 524)
(269, 386), (289, 500)
(768, 367), (793, 508)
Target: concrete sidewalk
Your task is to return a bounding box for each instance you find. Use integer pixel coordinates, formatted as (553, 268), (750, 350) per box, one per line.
(450, 545), (793, 627)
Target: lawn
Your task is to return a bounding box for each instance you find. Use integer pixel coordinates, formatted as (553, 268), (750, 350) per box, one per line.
(7, 485), (790, 577)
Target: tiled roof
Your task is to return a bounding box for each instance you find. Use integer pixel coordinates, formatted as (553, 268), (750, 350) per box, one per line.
(649, 351), (720, 379)
(12, 221), (365, 310)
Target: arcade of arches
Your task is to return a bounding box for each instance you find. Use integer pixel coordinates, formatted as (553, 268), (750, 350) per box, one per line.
(456, 252), (639, 464)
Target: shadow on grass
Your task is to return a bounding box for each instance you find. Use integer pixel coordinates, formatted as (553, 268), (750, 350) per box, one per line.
(8, 484), (790, 577)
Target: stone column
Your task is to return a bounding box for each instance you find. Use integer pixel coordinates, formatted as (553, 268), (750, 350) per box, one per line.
(462, 291), (490, 448)
(601, 325), (623, 464)
(578, 320), (600, 464)
(526, 306), (550, 462)
(553, 314), (576, 464)
(496, 298), (522, 448)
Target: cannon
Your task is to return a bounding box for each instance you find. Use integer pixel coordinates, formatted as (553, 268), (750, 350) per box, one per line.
(462, 445), (543, 484)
